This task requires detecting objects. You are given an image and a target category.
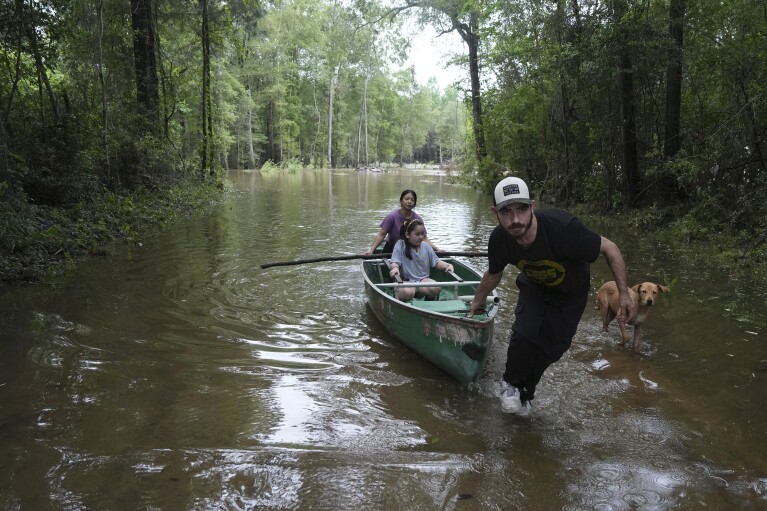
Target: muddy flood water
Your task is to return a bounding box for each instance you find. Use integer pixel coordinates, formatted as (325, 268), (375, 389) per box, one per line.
(1, 168), (766, 510)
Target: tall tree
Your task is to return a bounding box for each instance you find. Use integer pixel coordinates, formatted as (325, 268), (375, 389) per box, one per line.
(320, 0), (358, 167)
(327, 65), (337, 166)
(0, 110), (11, 196)
(200, 0), (214, 176)
(96, 0), (111, 181)
(663, 0), (685, 160)
(452, 9), (486, 162)
(131, 0), (159, 124)
(660, 0), (685, 201)
(613, 0), (640, 205)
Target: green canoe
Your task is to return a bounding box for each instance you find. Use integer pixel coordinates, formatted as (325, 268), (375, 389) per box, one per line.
(362, 257), (499, 383)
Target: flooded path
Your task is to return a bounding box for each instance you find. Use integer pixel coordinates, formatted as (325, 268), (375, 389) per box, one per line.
(1, 169), (766, 509)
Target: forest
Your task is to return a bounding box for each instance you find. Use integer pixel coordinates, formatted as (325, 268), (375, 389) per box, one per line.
(1, 0), (767, 281)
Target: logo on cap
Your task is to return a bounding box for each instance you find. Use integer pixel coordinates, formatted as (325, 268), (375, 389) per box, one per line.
(503, 183), (521, 197)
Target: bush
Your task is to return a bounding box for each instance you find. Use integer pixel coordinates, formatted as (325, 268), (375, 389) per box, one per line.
(259, 159), (304, 174)
(0, 176), (221, 283)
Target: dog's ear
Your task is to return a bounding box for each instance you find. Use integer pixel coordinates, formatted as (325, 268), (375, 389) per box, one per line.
(631, 284), (641, 293)
(658, 284), (670, 293)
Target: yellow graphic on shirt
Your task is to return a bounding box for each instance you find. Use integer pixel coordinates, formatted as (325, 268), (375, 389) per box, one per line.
(517, 259), (566, 286)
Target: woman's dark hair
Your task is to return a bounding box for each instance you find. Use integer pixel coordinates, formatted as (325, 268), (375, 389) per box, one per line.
(400, 189), (417, 207)
(399, 219), (424, 260)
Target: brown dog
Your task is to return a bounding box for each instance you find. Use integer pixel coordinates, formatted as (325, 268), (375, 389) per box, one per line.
(597, 281), (669, 349)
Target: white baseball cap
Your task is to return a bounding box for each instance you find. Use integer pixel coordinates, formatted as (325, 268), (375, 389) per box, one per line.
(493, 176), (532, 208)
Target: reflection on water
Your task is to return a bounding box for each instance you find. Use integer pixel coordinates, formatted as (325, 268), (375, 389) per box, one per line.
(1, 168), (766, 509)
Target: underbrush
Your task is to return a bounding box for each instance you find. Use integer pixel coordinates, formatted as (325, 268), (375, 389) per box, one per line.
(259, 159), (303, 174)
(575, 202), (767, 289)
(0, 177), (223, 284)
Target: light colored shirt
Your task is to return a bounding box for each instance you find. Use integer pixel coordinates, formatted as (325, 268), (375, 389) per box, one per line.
(391, 240), (440, 282)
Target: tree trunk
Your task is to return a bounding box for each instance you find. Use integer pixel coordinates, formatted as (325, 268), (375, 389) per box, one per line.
(263, 100), (276, 163)
(659, 0), (686, 200)
(131, 0), (159, 125)
(400, 124), (406, 165)
(96, 0), (112, 183)
(618, 52), (640, 205)
(28, 27), (60, 125)
(200, 0), (212, 177)
(614, 1), (640, 206)
(327, 67), (336, 168)
(663, 0), (684, 159)
(0, 110), (13, 197)
(739, 79), (766, 176)
(363, 75), (369, 166)
(279, 109), (285, 162)
(356, 111), (362, 168)
(454, 13), (486, 162)
(247, 85), (256, 169)
(311, 79), (321, 165)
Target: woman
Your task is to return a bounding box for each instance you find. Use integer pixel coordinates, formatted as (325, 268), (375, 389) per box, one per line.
(364, 189), (440, 255)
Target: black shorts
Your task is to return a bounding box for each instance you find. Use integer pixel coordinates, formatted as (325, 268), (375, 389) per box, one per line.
(511, 276), (589, 361)
(503, 278), (589, 401)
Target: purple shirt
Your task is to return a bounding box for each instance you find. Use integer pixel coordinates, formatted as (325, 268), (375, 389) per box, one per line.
(380, 209), (425, 252)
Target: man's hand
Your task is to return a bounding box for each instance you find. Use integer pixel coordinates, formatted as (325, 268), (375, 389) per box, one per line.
(618, 291), (636, 323)
(468, 299), (485, 318)
(468, 270), (503, 317)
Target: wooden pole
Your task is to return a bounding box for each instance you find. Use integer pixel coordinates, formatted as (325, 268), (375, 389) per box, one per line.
(260, 252), (487, 269)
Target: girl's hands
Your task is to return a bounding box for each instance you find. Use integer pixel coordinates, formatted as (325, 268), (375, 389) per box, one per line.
(389, 266), (399, 277)
(444, 264), (454, 273)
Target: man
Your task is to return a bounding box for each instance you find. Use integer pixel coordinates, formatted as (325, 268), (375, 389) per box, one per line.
(469, 176), (635, 416)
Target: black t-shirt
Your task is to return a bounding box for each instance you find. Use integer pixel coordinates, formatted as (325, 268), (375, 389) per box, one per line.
(488, 208), (601, 299)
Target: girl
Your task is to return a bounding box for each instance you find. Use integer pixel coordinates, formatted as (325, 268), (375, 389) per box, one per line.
(364, 189), (440, 255)
(388, 219), (453, 302)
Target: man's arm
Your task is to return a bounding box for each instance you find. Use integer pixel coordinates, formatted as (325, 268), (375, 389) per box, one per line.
(600, 236), (636, 322)
(468, 270), (503, 317)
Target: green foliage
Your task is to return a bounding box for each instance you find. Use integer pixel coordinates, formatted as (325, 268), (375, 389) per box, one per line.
(282, 159), (303, 174)
(581, 169), (623, 211)
(667, 214), (713, 243)
(0, 178), (221, 282)
(656, 268), (679, 294)
(259, 161), (280, 174)
(3, 0), (767, 280)
(462, 0), (767, 238)
(259, 159), (304, 174)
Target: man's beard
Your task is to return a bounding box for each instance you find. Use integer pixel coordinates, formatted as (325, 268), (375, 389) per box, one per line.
(506, 214), (533, 239)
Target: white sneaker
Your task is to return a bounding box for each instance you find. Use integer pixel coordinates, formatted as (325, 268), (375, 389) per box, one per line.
(516, 401), (532, 417)
(500, 381), (522, 413)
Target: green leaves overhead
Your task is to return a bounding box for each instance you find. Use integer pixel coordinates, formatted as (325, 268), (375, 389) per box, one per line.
(4, 0), (766, 241)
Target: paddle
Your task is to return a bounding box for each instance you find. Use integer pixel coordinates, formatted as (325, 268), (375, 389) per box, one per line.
(446, 269), (464, 282)
(260, 251), (488, 269)
(382, 258), (403, 283)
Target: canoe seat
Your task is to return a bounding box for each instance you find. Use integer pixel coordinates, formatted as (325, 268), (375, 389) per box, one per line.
(414, 299), (468, 314)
